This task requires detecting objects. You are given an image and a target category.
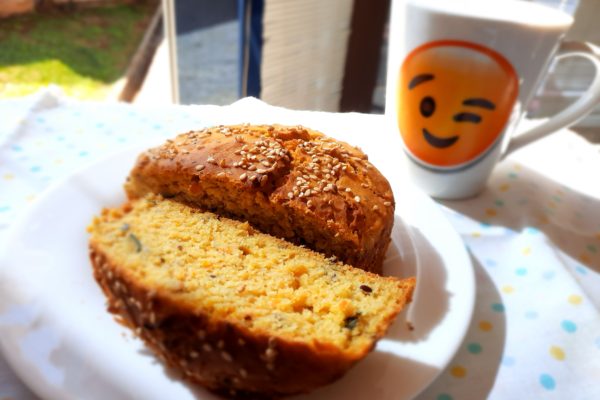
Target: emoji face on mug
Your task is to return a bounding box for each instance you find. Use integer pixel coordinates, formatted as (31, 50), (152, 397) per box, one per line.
(398, 40), (519, 168)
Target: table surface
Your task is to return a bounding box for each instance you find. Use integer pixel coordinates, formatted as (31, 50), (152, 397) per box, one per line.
(1, 90), (599, 400)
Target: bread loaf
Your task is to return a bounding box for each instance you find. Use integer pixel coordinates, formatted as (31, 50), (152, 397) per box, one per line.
(88, 195), (415, 397)
(125, 124), (395, 274)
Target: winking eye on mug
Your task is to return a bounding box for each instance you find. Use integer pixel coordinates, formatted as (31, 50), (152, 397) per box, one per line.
(398, 40), (519, 169)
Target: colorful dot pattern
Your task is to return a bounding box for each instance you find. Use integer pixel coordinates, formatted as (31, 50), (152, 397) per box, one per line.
(2, 91), (600, 399)
(540, 373), (556, 390)
(467, 343), (482, 354)
(561, 320), (577, 333)
(422, 159), (600, 398)
(0, 93), (214, 235)
(0, 91), (221, 400)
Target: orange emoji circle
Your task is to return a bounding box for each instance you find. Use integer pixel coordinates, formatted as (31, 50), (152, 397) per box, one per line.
(398, 40), (519, 168)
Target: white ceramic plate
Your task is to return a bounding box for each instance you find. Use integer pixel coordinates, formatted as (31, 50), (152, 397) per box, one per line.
(0, 145), (474, 400)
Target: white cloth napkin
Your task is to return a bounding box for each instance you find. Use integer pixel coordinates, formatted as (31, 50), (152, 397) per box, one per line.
(0, 90), (598, 400)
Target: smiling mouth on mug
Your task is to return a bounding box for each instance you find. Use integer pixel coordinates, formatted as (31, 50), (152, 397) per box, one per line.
(422, 128), (459, 148)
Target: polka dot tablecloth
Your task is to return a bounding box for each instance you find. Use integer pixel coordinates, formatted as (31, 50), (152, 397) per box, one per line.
(1, 90), (599, 399)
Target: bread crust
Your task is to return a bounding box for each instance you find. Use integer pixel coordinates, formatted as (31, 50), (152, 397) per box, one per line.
(125, 125), (395, 274)
(90, 244), (415, 397)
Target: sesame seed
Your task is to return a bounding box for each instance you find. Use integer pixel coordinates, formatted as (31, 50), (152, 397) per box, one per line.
(190, 351), (199, 358)
(372, 205), (379, 211)
(265, 347), (277, 359)
(260, 175), (268, 185)
(217, 172), (226, 178)
(307, 200), (314, 208)
(221, 351), (233, 362)
(345, 188), (352, 193)
(219, 159), (227, 167)
(362, 183), (370, 188)
(202, 343), (212, 352)
(240, 173), (247, 181)
(217, 340), (225, 349)
(256, 168), (267, 174)
(287, 192), (294, 199)
(239, 368), (248, 378)
(354, 196), (361, 203)
(384, 201), (392, 206)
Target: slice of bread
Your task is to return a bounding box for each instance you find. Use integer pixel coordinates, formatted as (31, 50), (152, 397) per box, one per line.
(124, 124), (396, 274)
(88, 194), (415, 397)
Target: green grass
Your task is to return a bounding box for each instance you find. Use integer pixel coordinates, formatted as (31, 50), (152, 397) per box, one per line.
(0, 3), (156, 100)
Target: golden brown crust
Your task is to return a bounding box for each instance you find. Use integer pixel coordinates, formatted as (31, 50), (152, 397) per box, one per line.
(90, 244), (410, 397)
(124, 124), (395, 274)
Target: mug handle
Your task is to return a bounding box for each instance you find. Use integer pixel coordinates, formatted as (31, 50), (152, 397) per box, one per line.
(505, 41), (600, 156)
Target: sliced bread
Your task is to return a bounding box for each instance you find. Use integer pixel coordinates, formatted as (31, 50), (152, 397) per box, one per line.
(88, 194), (415, 397)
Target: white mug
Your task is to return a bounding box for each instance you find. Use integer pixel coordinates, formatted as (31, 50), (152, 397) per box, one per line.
(385, 0), (600, 199)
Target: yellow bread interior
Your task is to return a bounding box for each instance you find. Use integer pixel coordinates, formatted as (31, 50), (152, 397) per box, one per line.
(88, 194), (414, 357)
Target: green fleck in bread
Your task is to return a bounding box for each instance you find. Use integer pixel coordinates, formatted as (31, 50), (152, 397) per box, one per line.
(88, 194), (415, 397)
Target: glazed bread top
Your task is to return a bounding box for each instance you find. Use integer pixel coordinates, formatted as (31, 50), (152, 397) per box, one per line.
(125, 124), (395, 272)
